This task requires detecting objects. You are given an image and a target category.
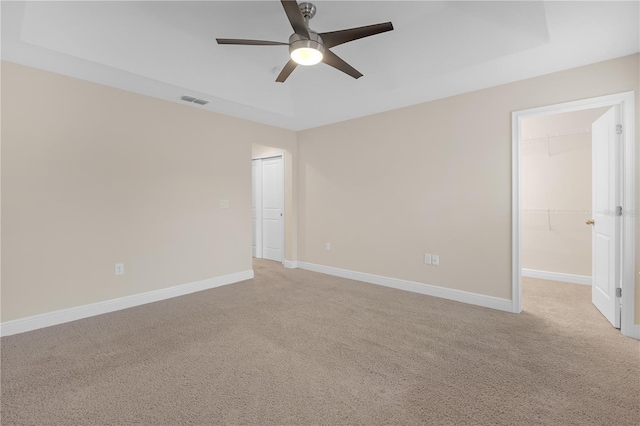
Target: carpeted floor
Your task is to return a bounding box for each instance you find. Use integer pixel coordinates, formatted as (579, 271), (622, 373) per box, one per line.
(2, 259), (639, 425)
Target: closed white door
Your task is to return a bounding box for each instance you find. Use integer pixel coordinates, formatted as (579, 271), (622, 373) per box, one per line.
(261, 157), (284, 261)
(251, 156), (284, 261)
(252, 160), (263, 258)
(591, 107), (620, 327)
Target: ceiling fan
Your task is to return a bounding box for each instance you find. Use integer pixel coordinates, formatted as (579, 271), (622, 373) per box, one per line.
(216, 0), (394, 83)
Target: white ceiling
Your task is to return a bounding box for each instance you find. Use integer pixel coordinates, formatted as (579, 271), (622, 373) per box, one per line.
(2, 1), (639, 130)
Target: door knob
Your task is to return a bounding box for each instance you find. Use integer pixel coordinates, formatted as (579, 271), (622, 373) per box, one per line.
(586, 219), (595, 225)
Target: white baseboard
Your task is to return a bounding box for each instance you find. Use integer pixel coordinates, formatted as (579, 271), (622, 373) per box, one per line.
(0, 270), (254, 337)
(522, 269), (591, 285)
(297, 262), (512, 313)
(623, 323), (640, 340)
(283, 260), (298, 269)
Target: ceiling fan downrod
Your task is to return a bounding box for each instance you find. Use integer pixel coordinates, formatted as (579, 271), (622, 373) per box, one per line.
(299, 2), (317, 24)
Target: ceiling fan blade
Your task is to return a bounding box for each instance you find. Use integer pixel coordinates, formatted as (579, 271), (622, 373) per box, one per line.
(319, 22), (394, 48)
(276, 59), (298, 83)
(281, 0), (310, 39)
(217, 39), (288, 46)
(322, 49), (363, 79)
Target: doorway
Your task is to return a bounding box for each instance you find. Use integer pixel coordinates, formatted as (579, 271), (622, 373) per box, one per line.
(252, 155), (284, 262)
(519, 106), (611, 321)
(512, 91), (637, 339)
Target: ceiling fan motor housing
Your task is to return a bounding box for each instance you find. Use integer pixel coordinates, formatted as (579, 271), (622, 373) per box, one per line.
(289, 32), (325, 63)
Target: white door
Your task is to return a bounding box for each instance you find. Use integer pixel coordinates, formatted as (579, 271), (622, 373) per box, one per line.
(591, 107), (620, 327)
(261, 157), (284, 261)
(252, 160), (263, 258)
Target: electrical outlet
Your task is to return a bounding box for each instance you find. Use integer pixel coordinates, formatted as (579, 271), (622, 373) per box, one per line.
(325, 242), (331, 251)
(115, 263), (124, 276)
(424, 253), (432, 265)
(432, 255), (440, 266)
(220, 199), (230, 209)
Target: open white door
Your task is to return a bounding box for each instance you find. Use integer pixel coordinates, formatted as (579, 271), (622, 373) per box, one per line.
(591, 106), (620, 327)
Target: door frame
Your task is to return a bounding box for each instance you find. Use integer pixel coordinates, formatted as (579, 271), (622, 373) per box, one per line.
(252, 153), (286, 264)
(252, 159), (263, 259)
(511, 91), (638, 339)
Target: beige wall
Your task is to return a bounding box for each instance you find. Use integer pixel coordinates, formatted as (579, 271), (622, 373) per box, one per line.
(521, 108), (609, 277)
(0, 62), (3, 323)
(252, 143), (297, 262)
(1, 61), (296, 322)
(297, 54), (639, 322)
(2, 55), (639, 326)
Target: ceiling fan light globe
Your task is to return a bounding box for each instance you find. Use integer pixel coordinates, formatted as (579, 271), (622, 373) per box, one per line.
(291, 47), (323, 66)
(289, 33), (325, 66)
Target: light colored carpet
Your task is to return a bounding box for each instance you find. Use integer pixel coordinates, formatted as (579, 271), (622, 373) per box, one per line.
(2, 260), (639, 425)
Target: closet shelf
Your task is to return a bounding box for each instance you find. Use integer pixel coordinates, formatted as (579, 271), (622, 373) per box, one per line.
(522, 128), (590, 157)
(522, 128), (590, 143)
(522, 209), (591, 231)
(522, 209), (591, 214)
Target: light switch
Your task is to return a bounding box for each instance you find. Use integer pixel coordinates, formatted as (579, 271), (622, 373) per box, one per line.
(220, 199), (230, 209)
